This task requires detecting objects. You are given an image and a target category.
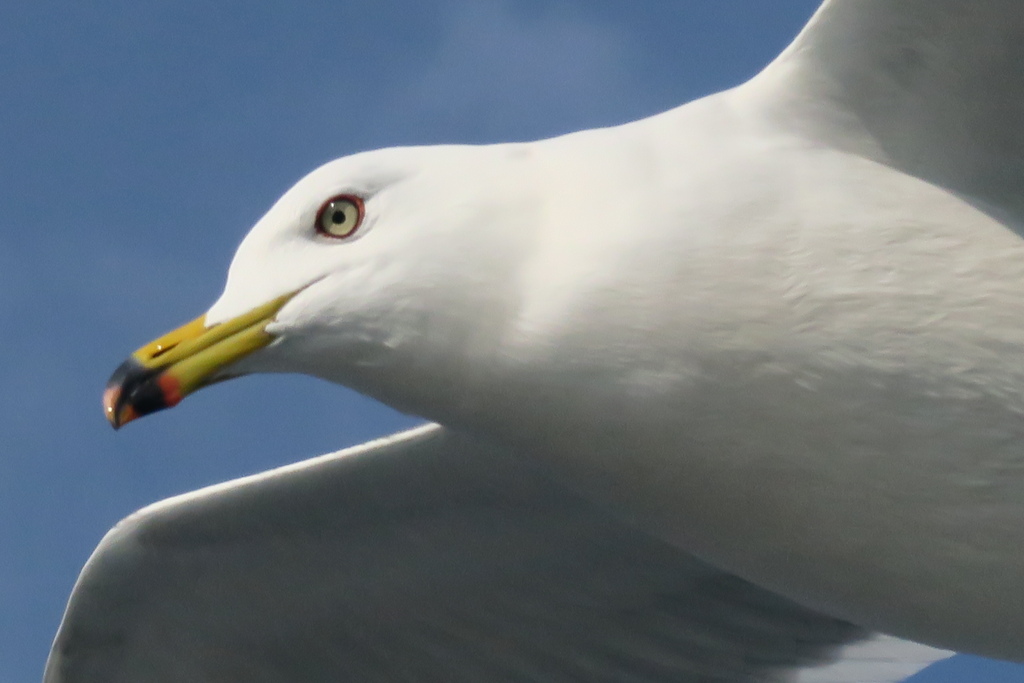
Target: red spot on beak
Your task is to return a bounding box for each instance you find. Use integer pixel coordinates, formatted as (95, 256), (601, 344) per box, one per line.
(157, 373), (184, 407)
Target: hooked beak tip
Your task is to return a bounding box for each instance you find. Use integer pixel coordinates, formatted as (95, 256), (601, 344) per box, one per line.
(102, 386), (122, 430)
(103, 358), (167, 430)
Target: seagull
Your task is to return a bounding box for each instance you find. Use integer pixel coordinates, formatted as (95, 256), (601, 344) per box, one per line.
(47, 1), (1024, 681)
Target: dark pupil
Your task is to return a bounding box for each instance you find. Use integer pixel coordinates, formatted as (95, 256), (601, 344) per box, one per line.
(331, 209), (347, 224)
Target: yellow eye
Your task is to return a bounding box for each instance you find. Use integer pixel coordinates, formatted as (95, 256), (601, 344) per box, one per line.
(316, 195), (364, 239)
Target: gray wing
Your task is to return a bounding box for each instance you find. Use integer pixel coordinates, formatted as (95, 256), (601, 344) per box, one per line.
(45, 425), (949, 682)
(751, 0), (1024, 223)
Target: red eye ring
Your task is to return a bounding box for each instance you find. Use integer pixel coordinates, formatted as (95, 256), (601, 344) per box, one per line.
(315, 194), (365, 239)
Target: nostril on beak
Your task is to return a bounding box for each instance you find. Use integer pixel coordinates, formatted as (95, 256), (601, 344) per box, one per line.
(150, 342), (178, 360)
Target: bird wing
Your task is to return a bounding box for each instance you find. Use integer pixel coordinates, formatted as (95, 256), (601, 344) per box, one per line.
(749, 0), (1024, 223)
(45, 425), (950, 683)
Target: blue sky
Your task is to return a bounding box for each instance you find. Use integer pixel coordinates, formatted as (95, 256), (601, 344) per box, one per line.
(1, 1), (1021, 680)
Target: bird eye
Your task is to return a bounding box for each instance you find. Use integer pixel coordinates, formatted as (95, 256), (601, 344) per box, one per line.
(315, 195), (364, 239)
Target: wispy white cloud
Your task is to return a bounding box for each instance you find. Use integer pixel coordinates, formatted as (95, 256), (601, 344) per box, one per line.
(369, 0), (646, 143)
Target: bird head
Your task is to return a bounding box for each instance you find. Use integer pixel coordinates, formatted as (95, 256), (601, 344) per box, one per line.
(103, 143), (540, 428)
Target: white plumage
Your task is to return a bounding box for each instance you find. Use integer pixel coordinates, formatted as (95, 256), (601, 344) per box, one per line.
(48, 1), (1024, 680)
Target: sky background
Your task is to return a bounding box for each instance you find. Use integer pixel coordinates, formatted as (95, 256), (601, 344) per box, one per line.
(1, 1), (1022, 681)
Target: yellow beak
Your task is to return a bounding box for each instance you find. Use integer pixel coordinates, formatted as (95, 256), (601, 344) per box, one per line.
(103, 292), (296, 429)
